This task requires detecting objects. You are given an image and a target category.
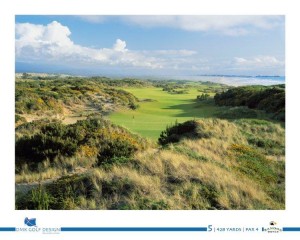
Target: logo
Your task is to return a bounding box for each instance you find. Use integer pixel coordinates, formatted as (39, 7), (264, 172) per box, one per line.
(24, 217), (37, 227)
(17, 217), (61, 234)
(262, 221), (282, 233)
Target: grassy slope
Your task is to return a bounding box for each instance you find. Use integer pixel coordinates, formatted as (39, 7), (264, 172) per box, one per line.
(16, 119), (285, 210)
(109, 87), (220, 139)
(15, 79), (285, 210)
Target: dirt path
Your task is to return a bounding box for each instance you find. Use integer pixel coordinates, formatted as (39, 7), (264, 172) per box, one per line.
(16, 167), (91, 195)
(15, 178), (56, 195)
(19, 104), (100, 125)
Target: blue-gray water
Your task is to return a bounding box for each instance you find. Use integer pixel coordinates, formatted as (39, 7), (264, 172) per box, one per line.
(150, 75), (285, 86)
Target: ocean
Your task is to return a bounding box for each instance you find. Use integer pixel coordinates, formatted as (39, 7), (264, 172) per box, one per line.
(152, 75), (285, 86)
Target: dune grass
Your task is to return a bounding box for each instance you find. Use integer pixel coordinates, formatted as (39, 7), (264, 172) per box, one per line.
(109, 87), (220, 139)
(16, 118), (285, 210)
(15, 79), (285, 210)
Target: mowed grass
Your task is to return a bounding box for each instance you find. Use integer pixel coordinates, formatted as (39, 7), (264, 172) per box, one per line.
(109, 87), (220, 139)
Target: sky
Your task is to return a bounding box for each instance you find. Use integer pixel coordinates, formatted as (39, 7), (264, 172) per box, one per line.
(15, 15), (285, 76)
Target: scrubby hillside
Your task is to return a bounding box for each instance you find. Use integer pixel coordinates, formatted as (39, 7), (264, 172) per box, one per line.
(214, 85), (285, 121)
(15, 78), (140, 125)
(16, 118), (285, 210)
(15, 118), (149, 183)
(15, 76), (285, 210)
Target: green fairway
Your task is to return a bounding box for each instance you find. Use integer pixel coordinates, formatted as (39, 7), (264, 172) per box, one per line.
(109, 87), (220, 140)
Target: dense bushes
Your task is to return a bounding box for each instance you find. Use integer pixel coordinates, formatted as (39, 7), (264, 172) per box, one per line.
(158, 120), (207, 145)
(16, 118), (147, 171)
(16, 123), (79, 165)
(97, 137), (138, 166)
(214, 85), (285, 121)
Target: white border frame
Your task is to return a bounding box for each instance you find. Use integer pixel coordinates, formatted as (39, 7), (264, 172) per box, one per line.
(1, 1), (299, 239)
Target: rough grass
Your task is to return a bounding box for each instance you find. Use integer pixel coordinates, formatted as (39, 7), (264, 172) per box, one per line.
(15, 79), (285, 210)
(16, 118), (285, 210)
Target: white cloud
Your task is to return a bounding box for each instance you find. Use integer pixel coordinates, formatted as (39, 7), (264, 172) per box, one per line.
(16, 21), (76, 60)
(113, 39), (127, 52)
(80, 15), (284, 36)
(16, 21), (208, 71)
(129, 15), (283, 35)
(218, 55), (285, 75)
(15, 21), (167, 69)
(124, 16), (283, 35)
(234, 56), (284, 68)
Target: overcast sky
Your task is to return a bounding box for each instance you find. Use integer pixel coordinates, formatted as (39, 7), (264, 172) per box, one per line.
(15, 15), (285, 76)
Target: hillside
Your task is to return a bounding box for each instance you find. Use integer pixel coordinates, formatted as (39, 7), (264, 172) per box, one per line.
(15, 78), (141, 126)
(214, 85), (285, 121)
(15, 76), (285, 210)
(16, 118), (284, 210)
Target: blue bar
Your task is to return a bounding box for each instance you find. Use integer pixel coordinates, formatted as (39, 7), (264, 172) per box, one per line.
(61, 227), (207, 232)
(0, 228), (16, 231)
(283, 227), (300, 232)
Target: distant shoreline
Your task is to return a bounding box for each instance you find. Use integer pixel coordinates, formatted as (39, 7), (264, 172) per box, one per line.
(15, 72), (285, 87)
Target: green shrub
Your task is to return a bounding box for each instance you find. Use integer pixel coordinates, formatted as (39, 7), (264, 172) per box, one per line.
(197, 93), (210, 101)
(158, 120), (209, 145)
(97, 139), (137, 166)
(128, 102), (140, 110)
(99, 156), (132, 167)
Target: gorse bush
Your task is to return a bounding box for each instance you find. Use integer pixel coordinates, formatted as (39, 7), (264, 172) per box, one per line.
(97, 140), (137, 165)
(16, 118), (147, 172)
